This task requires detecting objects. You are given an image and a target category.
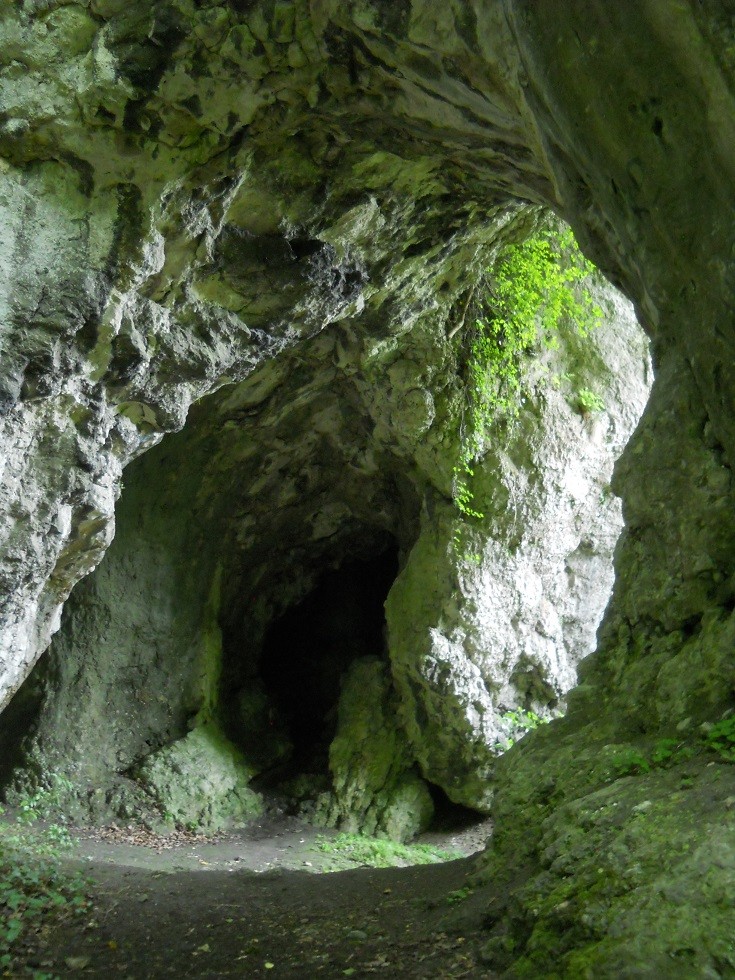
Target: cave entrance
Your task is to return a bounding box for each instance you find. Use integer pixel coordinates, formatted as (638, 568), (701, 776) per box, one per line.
(254, 546), (400, 785)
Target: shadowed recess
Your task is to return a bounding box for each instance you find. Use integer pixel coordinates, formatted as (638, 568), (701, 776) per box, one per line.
(254, 547), (400, 774)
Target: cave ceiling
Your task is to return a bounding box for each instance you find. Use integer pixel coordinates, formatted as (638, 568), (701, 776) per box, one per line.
(0, 0), (558, 708)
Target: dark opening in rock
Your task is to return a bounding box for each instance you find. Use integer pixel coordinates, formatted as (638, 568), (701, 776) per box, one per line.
(256, 547), (399, 779)
(425, 782), (487, 835)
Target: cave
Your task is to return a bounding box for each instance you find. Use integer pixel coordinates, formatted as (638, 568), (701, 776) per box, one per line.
(3, 262), (647, 841)
(253, 548), (399, 778)
(2, 1), (735, 975)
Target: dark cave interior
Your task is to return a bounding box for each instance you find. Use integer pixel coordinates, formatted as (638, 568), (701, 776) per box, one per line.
(251, 547), (400, 780)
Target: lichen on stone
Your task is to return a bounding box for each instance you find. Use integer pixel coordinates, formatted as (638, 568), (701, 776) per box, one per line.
(133, 723), (263, 834)
(315, 657), (434, 842)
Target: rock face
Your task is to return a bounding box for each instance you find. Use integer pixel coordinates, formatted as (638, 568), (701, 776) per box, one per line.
(317, 657), (435, 841)
(1, 0), (734, 973)
(475, 3), (735, 975)
(2, 211), (649, 834)
(0, 0), (548, 715)
(385, 288), (649, 813)
(133, 724), (263, 834)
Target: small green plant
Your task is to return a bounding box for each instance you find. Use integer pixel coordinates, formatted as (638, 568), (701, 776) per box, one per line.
(500, 708), (549, 750)
(452, 220), (602, 541)
(451, 521), (482, 565)
(612, 749), (651, 777)
(612, 739), (693, 777)
(609, 720), (735, 782)
(704, 716), (735, 761)
(445, 885), (473, 904)
(16, 773), (75, 825)
(0, 780), (88, 971)
(574, 387), (605, 415)
(314, 833), (462, 869)
(551, 370), (572, 389)
(650, 738), (693, 766)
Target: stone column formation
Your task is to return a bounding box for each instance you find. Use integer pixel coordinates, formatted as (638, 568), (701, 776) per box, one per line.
(1, 1), (733, 972)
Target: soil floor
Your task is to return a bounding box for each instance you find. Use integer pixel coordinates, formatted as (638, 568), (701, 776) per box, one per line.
(9, 816), (499, 979)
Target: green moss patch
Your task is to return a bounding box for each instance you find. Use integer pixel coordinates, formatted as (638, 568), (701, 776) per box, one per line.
(133, 723), (263, 834)
(483, 760), (735, 977)
(315, 658), (434, 842)
(313, 832), (462, 871)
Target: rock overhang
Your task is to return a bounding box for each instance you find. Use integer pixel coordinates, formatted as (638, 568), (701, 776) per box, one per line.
(2, 2), (734, 972)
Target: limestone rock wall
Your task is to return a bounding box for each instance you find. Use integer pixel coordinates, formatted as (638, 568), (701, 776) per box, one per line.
(0, 0), (550, 713)
(471, 2), (735, 974)
(386, 290), (649, 812)
(5, 220), (648, 834)
(0, 0), (650, 830)
(317, 657), (434, 842)
(1, 0), (734, 972)
(4, 196), (506, 798)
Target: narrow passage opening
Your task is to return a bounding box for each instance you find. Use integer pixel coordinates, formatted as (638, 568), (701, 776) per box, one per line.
(255, 547), (400, 783)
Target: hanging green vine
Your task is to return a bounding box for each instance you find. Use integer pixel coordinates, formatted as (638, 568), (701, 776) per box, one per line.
(452, 222), (603, 532)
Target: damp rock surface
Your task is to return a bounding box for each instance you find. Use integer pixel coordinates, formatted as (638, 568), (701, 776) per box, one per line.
(315, 657), (435, 841)
(0, 0), (647, 833)
(4, 249), (649, 837)
(132, 723), (264, 834)
(1, 1), (735, 975)
(0, 0), (547, 713)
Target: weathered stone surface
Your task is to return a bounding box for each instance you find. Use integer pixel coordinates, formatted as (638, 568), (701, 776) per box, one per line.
(3, 422), (228, 790)
(0, 0), (551, 714)
(3, 200), (509, 809)
(133, 723), (263, 834)
(316, 658), (434, 841)
(473, 347), (735, 972)
(386, 289), (649, 811)
(6, 223), (646, 831)
(481, 744), (735, 977)
(470, 3), (735, 974)
(1, 0), (734, 972)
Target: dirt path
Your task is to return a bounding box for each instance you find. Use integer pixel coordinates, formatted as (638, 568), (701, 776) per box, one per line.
(12, 818), (498, 979)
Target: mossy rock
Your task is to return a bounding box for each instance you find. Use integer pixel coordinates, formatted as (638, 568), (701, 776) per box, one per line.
(134, 723), (263, 833)
(317, 657), (433, 842)
(482, 756), (735, 977)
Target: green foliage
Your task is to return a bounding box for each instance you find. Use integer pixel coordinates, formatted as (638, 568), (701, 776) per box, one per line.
(611, 748), (652, 777)
(574, 387), (606, 415)
(452, 470), (484, 521)
(450, 520), (482, 566)
(16, 773), (75, 826)
(0, 783), (89, 972)
(612, 739), (694, 777)
(500, 708), (549, 750)
(609, 718), (735, 779)
(314, 833), (462, 869)
(445, 885), (473, 905)
(651, 738), (693, 766)
(704, 716), (735, 762)
(452, 221), (602, 542)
